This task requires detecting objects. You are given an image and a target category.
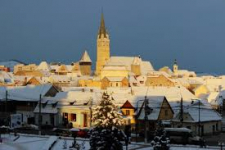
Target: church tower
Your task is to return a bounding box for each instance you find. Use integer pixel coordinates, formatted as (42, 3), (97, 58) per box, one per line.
(95, 13), (110, 75)
(173, 59), (178, 74)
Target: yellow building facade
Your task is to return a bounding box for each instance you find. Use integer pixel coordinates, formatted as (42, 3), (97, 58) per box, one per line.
(78, 79), (101, 88)
(120, 101), (136, 126)
(14, 64), (37, 74)
(145, 74), (175, 87)
(100, 66), (128, 79)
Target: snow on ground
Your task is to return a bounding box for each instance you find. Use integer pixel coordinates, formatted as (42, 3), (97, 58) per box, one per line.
(52, 138), (89, 150)
(138, 144), (219, 150)
(0, 134), (48, 150)
(0, 143), (17, 150)
(0, 134), (141, 150)
(139, 148), (211, 150)
(0, 134), (220, 150)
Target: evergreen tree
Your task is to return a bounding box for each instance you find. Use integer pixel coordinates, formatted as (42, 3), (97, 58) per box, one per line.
(90, 92), (125, 150)
(151, 126), (170, 150)
(92, 92), (123, 128)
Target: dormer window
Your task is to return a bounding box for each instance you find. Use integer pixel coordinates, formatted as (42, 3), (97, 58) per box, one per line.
(52, 102), (58, 108)
(42, 101), (48, 108)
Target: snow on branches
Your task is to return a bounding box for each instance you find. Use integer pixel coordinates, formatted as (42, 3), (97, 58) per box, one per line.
(92, 92), (124, 128)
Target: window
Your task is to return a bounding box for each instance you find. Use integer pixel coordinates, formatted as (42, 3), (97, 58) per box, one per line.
(125, 110), (130, 115)
(165, 110), (168, 116)
(39, 115), (42, 123)
(133, 83), (137, 86)
(71, 114), (76, 122)
(116, 83), (118, 87)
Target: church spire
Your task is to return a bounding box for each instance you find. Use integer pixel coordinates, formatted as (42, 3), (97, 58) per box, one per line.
(174, 59), (177, 65)
(98, 13), (107, 38)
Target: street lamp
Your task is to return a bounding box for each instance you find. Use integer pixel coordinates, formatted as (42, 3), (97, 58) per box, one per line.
(144, 96), (149, 144)
(135, 99), (144, 143)
(177, 86), (183, 127)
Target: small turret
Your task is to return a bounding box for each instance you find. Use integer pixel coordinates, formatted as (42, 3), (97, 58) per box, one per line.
(79, 50), (92, 76)
(173, 59), (178, 74)
(131, 56), (142, 76)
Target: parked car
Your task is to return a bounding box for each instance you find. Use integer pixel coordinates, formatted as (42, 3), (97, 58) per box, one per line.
(52, 128), (71, 137)
(15, 124), (38, 131)
(0, 126), (12, 133)
(164, 128), (201, 145)
(77, 128), (90, 138)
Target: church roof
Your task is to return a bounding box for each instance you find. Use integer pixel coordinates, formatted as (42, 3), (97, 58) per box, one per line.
(98, 13), (108, 38)
(105, 56), (154, 75)
(80, 50), (92, 63)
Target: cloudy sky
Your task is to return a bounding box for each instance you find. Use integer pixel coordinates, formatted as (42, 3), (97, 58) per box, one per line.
(0, 0), (225, 74)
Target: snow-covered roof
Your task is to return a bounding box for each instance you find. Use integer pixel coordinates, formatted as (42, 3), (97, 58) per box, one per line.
(0, 84), (55, 102)
(105, 56), (154, 75)
(43, 90), (102, 106)
(147, 71), (171, 78)
(173, 100), (222, 122)
(129, 75), (147, 87)
(104, 77), (125, 82)
(211, 90), (225, 106)
(159, 66), (173, 75)
(131, 86), (196, 106)
(49, 75), (71, 82)
(61, 87), (101, 92)
(176, 70), (196, 77)
(187, 107), (221, 122)
(0, 71), (14, 83)
(106, 86), (196, 108)
(137, 96), (165, 120)
(33, 90), (103, 114)
(37, 61), (51, 71)
(102, 66), (127, 71)
(33, 102), (58, 114)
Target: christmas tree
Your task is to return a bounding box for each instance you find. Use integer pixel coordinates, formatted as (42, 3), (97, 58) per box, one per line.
(151, 127), (170, 150)
(90, 92), (125, 150)
(92, 92), (123, 128)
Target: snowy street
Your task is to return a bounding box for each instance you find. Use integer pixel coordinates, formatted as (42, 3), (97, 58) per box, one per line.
(0, 133), (222, 150)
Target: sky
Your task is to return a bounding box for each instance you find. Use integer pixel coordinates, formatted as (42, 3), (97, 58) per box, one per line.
(0, 0), (225, 74)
